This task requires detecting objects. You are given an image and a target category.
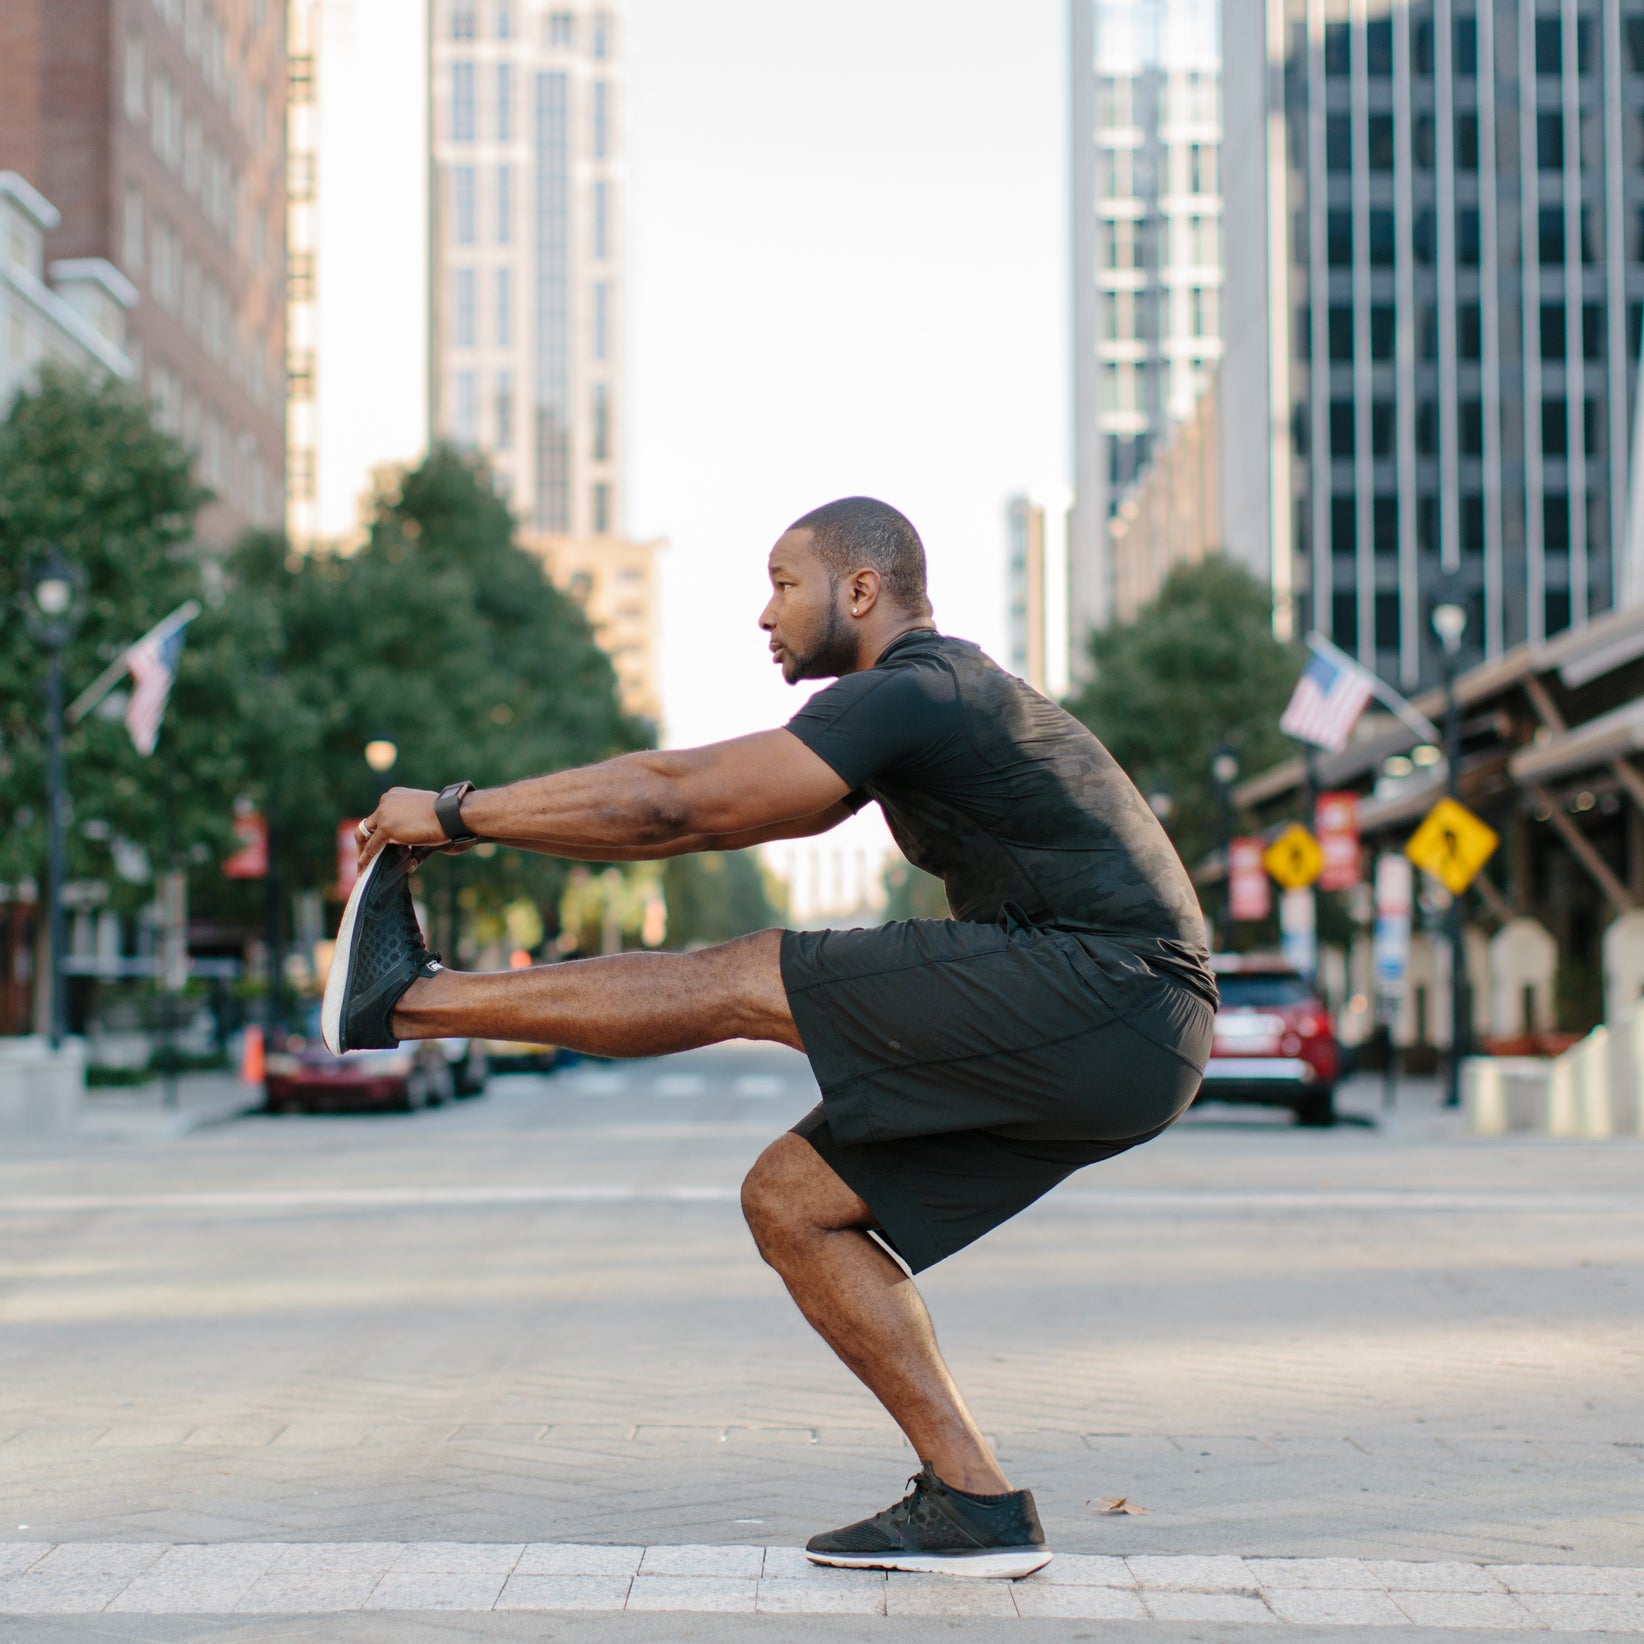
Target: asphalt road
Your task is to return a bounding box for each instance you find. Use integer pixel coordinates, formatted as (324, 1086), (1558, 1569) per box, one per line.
(0, 1043), (1639, 1639)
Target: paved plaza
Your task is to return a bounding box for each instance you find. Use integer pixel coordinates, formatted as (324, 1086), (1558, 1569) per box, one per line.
(0, 1043), (1639, 1639)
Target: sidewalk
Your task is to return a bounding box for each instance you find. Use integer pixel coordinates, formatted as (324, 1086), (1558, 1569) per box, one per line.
(73, 1069), (259, 1142)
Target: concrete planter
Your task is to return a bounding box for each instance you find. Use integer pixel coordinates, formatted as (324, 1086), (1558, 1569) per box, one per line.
(0, 1036), (86, 1134)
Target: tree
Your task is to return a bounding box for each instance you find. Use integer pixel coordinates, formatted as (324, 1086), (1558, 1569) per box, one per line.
(1064, 557), (1301, 871)
(661, 850), (782, 948)
(0, 368), (237, 907)
(882, 859), (949, 922)
(202, 444), (646, 919)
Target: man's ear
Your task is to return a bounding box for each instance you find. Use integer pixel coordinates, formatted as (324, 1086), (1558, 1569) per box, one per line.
(847, 568), (882, 615)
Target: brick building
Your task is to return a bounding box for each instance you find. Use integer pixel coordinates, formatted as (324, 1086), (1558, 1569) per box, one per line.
(0, 0), (287, 545)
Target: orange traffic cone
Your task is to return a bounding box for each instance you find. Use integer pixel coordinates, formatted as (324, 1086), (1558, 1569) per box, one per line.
(240, 1024), (265, 1086)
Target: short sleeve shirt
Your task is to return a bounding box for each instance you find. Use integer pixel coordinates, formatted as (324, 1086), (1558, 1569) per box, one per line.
(785, 630), (1213, 998)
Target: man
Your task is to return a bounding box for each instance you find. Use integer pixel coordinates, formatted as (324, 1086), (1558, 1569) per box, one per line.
(326, 496), (1216, 1580)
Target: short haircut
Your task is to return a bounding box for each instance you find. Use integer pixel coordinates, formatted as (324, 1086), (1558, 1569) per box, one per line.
(789, 496), (928, 608)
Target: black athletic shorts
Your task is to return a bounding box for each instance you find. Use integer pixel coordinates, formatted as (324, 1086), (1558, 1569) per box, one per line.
(780, 912), (1214, 1274)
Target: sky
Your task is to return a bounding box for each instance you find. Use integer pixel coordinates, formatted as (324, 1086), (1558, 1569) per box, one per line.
(624, 0), (1071, 752)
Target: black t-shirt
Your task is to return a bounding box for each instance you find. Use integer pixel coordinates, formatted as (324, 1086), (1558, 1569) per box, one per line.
(785, 630), (1214, 999)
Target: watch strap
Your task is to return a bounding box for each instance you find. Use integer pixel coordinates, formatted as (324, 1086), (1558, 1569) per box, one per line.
(434, 781), (478, 846)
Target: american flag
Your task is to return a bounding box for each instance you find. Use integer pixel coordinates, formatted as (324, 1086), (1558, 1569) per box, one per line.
(124, 618), (192, 756)
(1280, 638), (1377, 752)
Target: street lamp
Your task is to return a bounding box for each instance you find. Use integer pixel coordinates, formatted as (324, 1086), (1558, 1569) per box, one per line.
(27, 548), (81, 1049)
(1433, 601), (1468, 1108)
(364, 738), (398, 774)
(1211, 744), (1239, 942)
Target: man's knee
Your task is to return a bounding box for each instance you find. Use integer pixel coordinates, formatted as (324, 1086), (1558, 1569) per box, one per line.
(741, 1131), (872, 1265)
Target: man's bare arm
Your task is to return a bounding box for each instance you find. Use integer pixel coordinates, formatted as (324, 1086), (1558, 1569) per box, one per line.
(477, 799), (856, 862)
(358, 729), (852, 866)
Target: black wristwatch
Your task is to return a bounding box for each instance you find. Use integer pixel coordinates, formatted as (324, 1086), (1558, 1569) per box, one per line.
(434, 780), (479, 847)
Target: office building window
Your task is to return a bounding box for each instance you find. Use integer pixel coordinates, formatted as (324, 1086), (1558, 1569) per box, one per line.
(1368, 115), (1394, 171)
(1370, 210), (1395, 268)
(453, 268), (477, 347)
(1186, 142), (1214, 194)
(1584, 398), (1604, 455)
(592, 81), (609, 159)
(1371, 399), (1394, 458)
(495, 266), (512, 345)
(1458, 304), (1482, 360)
(1546, 589), (1572, 635)
(1455, 112), (1479, 171)
(123, 185), (145, 273)
(125, 32), (146, 120)
(1535, 16), (1561, 75)
(1327, 306), (1353, 362)
(1373, 497), (1398, 555)
(593, 179), (609, 259)
(1461, 494), (1485, 552)
(496, 163), (513, 242)
(592, 10), (611, 57)
(592, 482), (611, 533)
(1331, 497), (1356, 556)
(1366, 16), (1392, 75)
(1538, 208), (1564, 264)
(1332, 592), (1357, 648)
(497, 63), (512, 141)
(1459, 399), (1483, 456)
(451, 62), (476, 140)
(547, 10), (574, 45)
(450, 0), (476, 38)
(1544, 493), (1570, 551)
(452, 165), (477, 244)
(1327, 210), (1352, 267)
(1458, 209), (1480, 267)
(1541, 397), (1568, 456)
(592, 382), (610, 461)
(1541, 304), (1567, 359)
(1324, 22), (1349, 75)
(1370, 305), (1395, 361)
(592, 281), (609, 360)
(1330, 400), (1355, 458)
(535, 69), (571, 531)
(494, 370), (513, 448)
(1583, 304), (1604, 360)
(453, 370), (478, 442)
(1537, 111), (1563, 172)
(496, 1), (512, 39)
(1374, 592), (1400, 651)
(1326, 114), (1350, 173)
(1454, 14), (1478, 75)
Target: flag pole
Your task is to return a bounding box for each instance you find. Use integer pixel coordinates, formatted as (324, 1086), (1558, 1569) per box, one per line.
(67, 599), (202, 725)
(1303, 630), (1443, 745)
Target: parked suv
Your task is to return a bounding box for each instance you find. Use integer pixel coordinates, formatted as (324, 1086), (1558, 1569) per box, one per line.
(1199, 957), (1341, 1126)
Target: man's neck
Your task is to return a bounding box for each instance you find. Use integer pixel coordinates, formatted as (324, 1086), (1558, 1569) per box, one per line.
(857, 620), (937, 672)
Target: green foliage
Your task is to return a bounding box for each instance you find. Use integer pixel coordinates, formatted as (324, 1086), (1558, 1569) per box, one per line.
(881, 859), (949, 922)
(661, 850), (781, 948)
(1064, 556), (1301, 870)
(206, 442), (645, 912)
(0, 368), (231, 905)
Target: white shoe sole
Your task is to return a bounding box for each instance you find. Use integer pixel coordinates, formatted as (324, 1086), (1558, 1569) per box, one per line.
(320, 848), (387, 1055)
(805, 1548), (1053, 1580)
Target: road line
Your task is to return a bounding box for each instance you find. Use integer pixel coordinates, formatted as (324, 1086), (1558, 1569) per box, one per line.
(0, 1185), (1637, 1217)
(0, 1544), (1638, 1621)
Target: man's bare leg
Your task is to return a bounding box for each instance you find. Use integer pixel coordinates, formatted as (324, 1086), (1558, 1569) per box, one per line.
(741, 1134), (1010, 1495)
(390, 927), (1008, 1492)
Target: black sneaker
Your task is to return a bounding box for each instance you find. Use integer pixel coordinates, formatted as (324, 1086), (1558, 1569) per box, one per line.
(805, 1464), (1051, 1579)
(321, 845), (441, 1054)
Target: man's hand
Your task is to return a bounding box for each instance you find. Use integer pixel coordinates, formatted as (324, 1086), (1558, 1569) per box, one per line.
(358, 787), (462, 868)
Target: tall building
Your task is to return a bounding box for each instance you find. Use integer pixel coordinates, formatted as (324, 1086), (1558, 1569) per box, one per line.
(0, 0), (287, 545)
(1068, 0), (1223, 657)
(285, 0), (431, 550)
(429, 0), (661, 728)
(1005, 495), (1048, 692)
(1220, 1), (1644, 688)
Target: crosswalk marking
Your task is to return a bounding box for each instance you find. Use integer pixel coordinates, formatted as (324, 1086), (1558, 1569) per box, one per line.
(1, 1544), (1638, 1622)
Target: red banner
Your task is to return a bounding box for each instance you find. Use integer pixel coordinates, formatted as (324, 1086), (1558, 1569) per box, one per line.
(1315, 790), (1362, 891)
(336, 819), (362, 900)
(222, 810), (268, 879)
(1229, 836), (1272, 922)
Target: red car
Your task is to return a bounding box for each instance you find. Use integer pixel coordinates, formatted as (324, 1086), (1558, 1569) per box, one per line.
(1198, 957), (1341, 1126)
(264, 1007), (454, 1114)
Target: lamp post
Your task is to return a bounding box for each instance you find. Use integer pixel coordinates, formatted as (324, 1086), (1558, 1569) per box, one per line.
(1432, 601), (1468, 1108)
(28, 549), (80, 1049)
(1211, 744), (1239, 945)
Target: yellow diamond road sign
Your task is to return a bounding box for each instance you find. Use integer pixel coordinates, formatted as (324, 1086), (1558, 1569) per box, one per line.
(1263, 824), (1324, 890)
(1405, 797), (1499, 895)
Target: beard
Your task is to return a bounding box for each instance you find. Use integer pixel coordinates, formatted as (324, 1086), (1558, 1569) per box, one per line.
(783, 597), (857, 683)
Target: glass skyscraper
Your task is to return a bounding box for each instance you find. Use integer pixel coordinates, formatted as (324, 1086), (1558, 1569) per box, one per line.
(1220, 0), (1644, 687)
(1069, 0), (1223, 651)
(430, 0), (623, 540)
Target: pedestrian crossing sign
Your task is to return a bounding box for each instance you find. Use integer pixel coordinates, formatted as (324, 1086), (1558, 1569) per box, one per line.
(1405, 797), (1498, 895)
(1263, 824), (1324, 890)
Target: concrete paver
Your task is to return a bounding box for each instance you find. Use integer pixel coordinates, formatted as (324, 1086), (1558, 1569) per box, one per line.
(0, 1045), (1638, 1637)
